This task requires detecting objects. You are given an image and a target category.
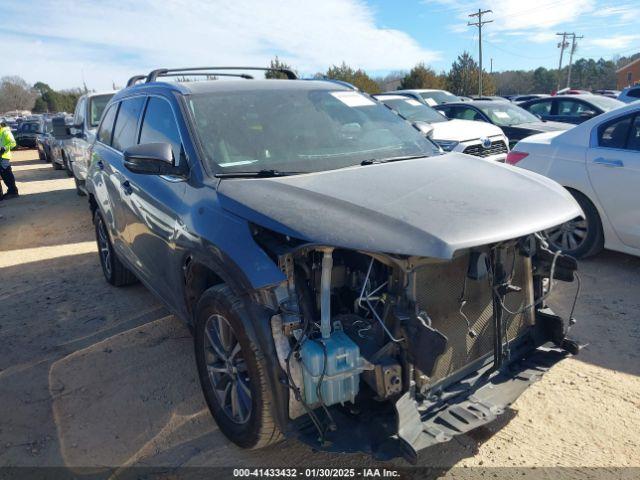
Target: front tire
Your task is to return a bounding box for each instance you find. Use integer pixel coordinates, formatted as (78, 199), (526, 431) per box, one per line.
(544, 190), (604, 258)
(74, 177), (86, 196)
(52, 159), (62, 170)
(94, 212), (138, 286)
(194, 285), (282, 449)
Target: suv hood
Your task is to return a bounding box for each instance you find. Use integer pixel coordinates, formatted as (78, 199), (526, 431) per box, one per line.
(218, 153), (581, 259)
(433, 119), (504, 142)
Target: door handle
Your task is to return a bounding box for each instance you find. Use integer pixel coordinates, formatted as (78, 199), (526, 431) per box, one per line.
(593, 157), (624, 167)
(97, 160), (104, 170)
(121, 180), (133, 195)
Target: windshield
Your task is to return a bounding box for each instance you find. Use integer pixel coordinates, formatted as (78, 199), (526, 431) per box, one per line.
(586, 95), (625, 111)
(89, 94), (114, 127)
(377, 97), (448, 124)
(189, 88), (440, 174)
(419, 91), (460, 105)
(476, 103), (540, 126)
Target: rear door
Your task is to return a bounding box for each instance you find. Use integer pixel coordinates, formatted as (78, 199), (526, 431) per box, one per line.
(104, 96), (147, 266)
(586, 113), (640, 248)
(90, 102), (132, 256)
(119, 95), (188, 301)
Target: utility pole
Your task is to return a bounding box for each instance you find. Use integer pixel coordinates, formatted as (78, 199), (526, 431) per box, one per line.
(556, 32), (570, 92)
(469, 9), (493, 97)
(566, 33), (583, 88)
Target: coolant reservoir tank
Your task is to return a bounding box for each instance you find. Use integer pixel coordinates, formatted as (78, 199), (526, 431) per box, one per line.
(300, 329), (363, 406)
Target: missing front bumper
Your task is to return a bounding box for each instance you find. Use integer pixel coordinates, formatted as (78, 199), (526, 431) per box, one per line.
(395, 345), (570, 463)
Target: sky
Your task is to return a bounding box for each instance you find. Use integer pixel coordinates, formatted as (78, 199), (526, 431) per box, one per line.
(4, 0), (639, 91)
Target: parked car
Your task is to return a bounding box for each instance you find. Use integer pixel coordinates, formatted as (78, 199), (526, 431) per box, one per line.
(470, 95), (510, 102)
(507, 102), (640, 258)
(53, 91), (115, 195)
(518, 95), (625, 125)
(50, 115), (74, 172)
(390, 88), (464, 106)
(35, 118), (55, 162)
(593, 89), (620, 99)
(374, 93), (509, 161)
(434, 100), (572, 149)
(86, 66), (582, 463)
(511, 94), (550, 103)
(15, 118), (45, 148)
(555, 88), (592, 95)
(618, 86), (640, 104)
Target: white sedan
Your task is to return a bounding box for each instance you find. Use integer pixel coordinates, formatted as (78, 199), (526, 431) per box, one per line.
(507, 102), (640, 258)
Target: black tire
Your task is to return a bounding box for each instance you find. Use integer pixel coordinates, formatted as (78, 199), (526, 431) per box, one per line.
(544, 190), (604, 258)
(94, 211), (138, 286)
(74, 177), (86, 197)
(194, 285), (282, 449)
(52, 159), (62, 170)
(38, 149), (46, 162)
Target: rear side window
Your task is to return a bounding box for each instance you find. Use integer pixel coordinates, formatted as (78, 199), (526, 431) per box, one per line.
(628, 88), (640, 99)
(527, 100), (552, 116)
(626, 116), (640, 151)
(97, 103), (118, 145)
(112, 97), (145, 152)
(557, 100), (591, 116)
(598, 115), (632, 149)
(139, 97), (182, 162)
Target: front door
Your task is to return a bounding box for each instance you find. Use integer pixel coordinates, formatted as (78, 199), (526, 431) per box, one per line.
(120, 96), (188, 303)
(587, 113), (640, 249)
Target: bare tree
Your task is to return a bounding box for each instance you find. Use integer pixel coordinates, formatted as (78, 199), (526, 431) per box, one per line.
(0, 76), (38, 112)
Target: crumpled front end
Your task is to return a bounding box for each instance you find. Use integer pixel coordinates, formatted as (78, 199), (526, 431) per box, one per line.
(253, 224), (580, 462)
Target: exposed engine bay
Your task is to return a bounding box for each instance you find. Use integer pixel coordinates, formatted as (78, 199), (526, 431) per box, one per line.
(254, 226), (580, 462)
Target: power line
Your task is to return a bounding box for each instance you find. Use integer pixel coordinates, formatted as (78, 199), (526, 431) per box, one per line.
(468, 8), (493, 97)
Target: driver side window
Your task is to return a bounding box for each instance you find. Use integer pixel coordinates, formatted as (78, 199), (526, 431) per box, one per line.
(598, 115), (632, 149)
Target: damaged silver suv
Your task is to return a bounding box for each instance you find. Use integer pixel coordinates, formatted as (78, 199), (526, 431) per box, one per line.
(86, 67), (582, 463)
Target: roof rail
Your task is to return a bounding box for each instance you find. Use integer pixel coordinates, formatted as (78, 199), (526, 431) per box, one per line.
(127, 72), (255, 88)
(146, 66), (297, 83)
(126, 75), (147, 87)
(312, 78), (359, 91)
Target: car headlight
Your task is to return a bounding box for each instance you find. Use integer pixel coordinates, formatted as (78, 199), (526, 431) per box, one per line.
(434, 140), (459, 152)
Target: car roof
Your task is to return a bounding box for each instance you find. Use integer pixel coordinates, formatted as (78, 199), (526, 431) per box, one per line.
(119, 79), (351, 99)
(434, 100), (506, 108)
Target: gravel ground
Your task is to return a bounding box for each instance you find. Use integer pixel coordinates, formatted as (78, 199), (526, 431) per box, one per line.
(0, 150), (639, 478)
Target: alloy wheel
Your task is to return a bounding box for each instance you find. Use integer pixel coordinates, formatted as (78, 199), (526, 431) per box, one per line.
(96, 218), (112, 278)
(544, 217), (588, 252)
(203, 314), (252, 424)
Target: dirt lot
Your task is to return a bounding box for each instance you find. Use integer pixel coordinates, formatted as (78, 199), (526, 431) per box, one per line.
(1, 150), (639, 476)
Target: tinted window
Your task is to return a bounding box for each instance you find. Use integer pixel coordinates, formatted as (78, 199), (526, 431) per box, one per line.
(89, 94), (115, 127)
(112, 97), (145, 152)
(558, 99), (591, 116)
(139, 97), (182, 161)
(598, 116), (631, 149)
(526, 100), (552, 116)
(628, 88), (640, 99)
(97, 103), (118, 145)
(627, 116), (640, 151)
(449, 106), (485, 122)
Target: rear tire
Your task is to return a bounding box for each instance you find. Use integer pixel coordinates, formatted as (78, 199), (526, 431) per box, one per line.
(544, 190), (604, 258)
(194, 285), (283, 449)
(52, 160), (62, 170)
(94, 212), (138, 286)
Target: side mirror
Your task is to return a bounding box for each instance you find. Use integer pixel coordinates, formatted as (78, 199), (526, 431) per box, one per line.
(413, 121), (434, 138)
(52, 117), (72, 139)
(123, 143), (184, 176)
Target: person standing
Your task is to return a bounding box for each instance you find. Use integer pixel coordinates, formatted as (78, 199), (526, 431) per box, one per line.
(0, 120), (19, 200)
